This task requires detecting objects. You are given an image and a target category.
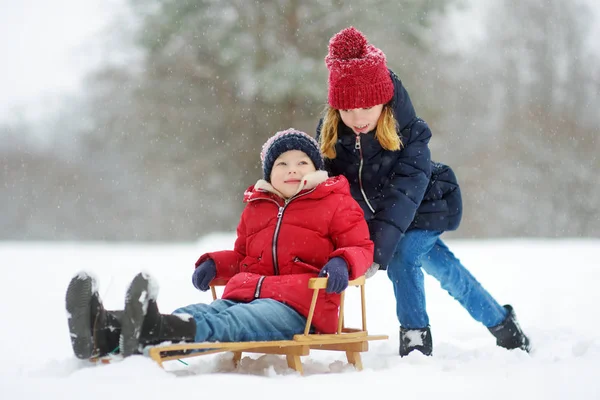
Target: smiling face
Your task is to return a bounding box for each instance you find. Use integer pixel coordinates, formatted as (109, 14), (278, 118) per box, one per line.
(269, 150), (317, 199)
(338, 104), (385, 134)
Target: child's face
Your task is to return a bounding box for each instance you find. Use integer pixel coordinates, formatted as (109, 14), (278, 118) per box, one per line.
(270, 150), (317, 199)
(339, 104), (384, 134)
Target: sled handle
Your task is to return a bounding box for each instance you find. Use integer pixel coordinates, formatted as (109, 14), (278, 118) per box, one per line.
(209, 275), (368, 334)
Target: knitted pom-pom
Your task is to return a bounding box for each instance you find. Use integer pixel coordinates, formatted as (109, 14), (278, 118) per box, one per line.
(328, 26), (368, 60)
(325, 27), (394, 109)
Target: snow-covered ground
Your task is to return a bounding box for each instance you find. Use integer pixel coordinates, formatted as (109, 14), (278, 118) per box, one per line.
(1, 235), (598, 399)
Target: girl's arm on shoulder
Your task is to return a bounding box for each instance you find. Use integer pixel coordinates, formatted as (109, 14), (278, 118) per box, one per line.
(327, 194), (374, 279)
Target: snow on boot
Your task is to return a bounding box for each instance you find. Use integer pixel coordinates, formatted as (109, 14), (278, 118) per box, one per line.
(120, 272), (196, 357)
(488, 305), (531, 352)
(65, 271), (122, 359)
(399, 326), (432, 357)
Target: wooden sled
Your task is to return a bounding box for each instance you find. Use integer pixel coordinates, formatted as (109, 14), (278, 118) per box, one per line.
(145, 276), (388, 374)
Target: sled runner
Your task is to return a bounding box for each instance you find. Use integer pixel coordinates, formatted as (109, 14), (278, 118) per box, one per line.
(144, 276), (388, 374)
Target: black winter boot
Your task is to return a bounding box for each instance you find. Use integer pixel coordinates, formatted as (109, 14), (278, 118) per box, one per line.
(488, 305), (531, 352)
(399, 326), (432, 357)
(120, 272), (196, 357)
(65, 272), (122, 359)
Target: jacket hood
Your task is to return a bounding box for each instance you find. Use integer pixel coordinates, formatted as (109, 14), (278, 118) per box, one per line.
(389, 70), (417, 131)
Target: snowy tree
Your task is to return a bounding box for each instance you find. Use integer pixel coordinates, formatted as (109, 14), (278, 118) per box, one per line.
(438, 0), (600, 237)
(74, 0), (454, 239)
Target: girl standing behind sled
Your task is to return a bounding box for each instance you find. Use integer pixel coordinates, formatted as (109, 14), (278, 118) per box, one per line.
(317, 27), (530, 356)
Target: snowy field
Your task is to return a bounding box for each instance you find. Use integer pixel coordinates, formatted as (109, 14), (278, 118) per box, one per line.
(1, 235), (598, 399)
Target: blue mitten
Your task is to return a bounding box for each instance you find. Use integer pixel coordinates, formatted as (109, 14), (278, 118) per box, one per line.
(192, 259), (217, 291)
(318, 257), (349, 294)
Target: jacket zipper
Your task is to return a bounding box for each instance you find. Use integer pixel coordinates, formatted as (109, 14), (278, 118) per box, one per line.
(248, 188), (316, 276)
(270, 189), (316, 275)
(271, 202), (286, 275)
(355, 134), (375, 213)
(253, 276), (265, 298)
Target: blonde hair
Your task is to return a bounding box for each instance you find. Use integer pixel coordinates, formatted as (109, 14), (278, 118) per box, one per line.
(319, 105), (402, 159)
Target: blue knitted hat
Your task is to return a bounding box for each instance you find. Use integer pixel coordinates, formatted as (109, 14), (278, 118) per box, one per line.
(260, 128), (324, 182)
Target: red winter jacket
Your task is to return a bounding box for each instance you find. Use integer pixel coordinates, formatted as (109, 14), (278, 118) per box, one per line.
(195, 171), (374, 333)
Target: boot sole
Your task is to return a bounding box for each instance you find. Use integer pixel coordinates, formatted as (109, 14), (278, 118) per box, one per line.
(120, 273), (151, 357)
(65, 272), (95, 359)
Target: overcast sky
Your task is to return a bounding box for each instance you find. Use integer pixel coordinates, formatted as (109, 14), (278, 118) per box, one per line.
(0, 0), (120, 121)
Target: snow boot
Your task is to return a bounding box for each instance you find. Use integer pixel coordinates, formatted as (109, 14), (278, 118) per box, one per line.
(488, 305), (531, 352)
(65, 271), (122, 359)
(120, 272), (196, 357)
(399, 326), (432, 357)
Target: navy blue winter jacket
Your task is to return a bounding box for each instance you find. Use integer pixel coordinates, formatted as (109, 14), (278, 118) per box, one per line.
(316, 70), (462, 268)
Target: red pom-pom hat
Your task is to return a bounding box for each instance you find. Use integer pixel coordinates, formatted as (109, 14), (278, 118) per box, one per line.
(325, 27), (394, 110)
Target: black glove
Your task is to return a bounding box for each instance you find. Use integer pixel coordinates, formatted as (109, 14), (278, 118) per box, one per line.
(318, 257), (349, 294)
(192, 259), (217, 291)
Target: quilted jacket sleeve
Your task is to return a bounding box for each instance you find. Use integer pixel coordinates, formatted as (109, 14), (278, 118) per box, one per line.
(369, 119), (432, 267)
(327, 193), (374, 280)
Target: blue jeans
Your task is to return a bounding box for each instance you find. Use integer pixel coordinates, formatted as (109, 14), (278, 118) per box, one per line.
(387, 229), (507, 329)
(173, 298), (307, 343)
